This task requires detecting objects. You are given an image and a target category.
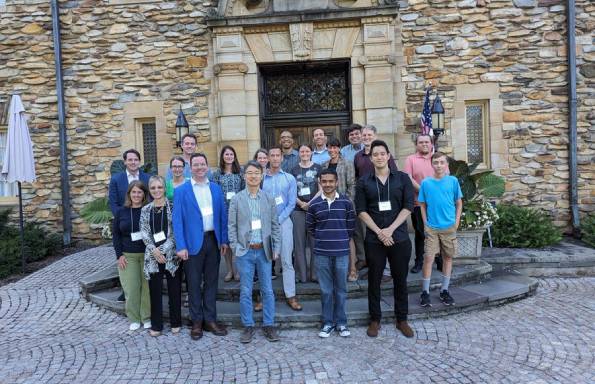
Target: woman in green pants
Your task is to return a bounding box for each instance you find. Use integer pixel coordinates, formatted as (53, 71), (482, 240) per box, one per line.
(112, 180), (151, 331)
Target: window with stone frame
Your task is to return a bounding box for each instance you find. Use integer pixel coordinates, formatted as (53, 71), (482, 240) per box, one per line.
(137, 119), (157, 173)
(465, 100), (490, 167)
(0, 98), (18, 201)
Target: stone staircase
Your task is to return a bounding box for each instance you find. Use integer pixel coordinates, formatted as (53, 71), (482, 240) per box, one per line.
(80, 259), (538, 328)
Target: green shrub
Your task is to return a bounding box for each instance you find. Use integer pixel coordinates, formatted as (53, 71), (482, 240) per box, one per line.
(491, 204), (562, 248)
(582, 214), (595, 248)
(0, 211), (62, 279)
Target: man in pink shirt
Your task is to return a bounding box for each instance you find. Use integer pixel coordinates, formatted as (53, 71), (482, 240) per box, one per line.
(403, 134), (449, 273)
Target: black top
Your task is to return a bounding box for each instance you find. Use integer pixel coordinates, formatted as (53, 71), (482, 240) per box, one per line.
(327, 162), (338, 171)
(291, 163), (322, 211)
(112, 207), (145, 258)
(354, 169), (414, 244)
(149, 205), (169, 248)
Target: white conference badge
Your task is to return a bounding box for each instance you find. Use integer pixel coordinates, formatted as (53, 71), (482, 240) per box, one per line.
(275, 196), (284, 205)
(226, 191), (236, 200)
(130, 232), (143, 241)
(251, 219), (262, 230)
(299, 187), (311, 196)
(378, 201), (392, 212)
(153, 231), (166, 242)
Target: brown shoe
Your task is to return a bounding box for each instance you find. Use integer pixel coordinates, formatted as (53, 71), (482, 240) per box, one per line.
(286, 297), (303, 311)
(203, 321), (228, 336)
(367, 320), (381, 337)
(190, 321), (203, 340)
(262, 326), (280, 342)
(254, 301), (263, 312)
(396, 320), (414, 338)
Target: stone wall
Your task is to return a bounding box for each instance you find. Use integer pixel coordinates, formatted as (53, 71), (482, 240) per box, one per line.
(398, 0), (594, 228)
(0, 0), (216, 240)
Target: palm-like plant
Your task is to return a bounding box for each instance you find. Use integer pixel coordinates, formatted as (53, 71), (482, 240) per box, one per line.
(80, 197), (113, 225)
(448, 159), (505, 230)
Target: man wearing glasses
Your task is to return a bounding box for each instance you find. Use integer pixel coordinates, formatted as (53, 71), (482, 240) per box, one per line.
(280, 131), (299, 173)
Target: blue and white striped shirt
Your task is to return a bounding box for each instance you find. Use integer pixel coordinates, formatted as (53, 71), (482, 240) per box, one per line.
(306, 193), (356, 257)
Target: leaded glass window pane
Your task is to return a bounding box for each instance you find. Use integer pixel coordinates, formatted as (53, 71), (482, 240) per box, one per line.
(142, 122), (157, 172)
(466, 104), (485, 164)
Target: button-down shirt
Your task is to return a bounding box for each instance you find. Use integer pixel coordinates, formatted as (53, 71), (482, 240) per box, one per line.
(312, 146), (330, 165)
(353, 149), (398, 179)
(191, 178), (214, 231)
(340, 143), (363, 162)
(165, 159), (192, 181)
(126, 170), (139, 184)
(263, 169), (297, 223)
(355, 169), (414, 244)
(248, 191), (263, 244)
(281, 149), (299, 173)
(403, 152), (450, 206)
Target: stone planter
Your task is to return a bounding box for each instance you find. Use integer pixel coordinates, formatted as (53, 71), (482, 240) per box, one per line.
(455, 228), (486, 265)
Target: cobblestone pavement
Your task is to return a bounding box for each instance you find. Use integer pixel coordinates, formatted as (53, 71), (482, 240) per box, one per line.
(0, 247), (593, 384)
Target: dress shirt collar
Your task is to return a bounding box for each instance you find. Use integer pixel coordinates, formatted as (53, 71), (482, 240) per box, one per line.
(191, 177), (209, 187)
(321, 192), (339, 203)
(313, 146), (328, 154)
(126, 169), (139, 180)
(414, 151), (432, 160)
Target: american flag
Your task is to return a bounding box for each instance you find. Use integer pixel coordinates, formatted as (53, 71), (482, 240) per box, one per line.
(420, 87), (433, 136)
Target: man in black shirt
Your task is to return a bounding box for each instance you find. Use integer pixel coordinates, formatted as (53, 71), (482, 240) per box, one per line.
(355, 140), (415, 338)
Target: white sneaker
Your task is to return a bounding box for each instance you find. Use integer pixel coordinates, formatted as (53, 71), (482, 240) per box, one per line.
(337, 325), (351, 337)
(318, 324), (335, 338)
(143, 321), (152, 329)
(129, 322), (141, 331)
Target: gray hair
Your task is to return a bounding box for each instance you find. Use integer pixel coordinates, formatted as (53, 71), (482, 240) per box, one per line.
(362, 124), (377, 134)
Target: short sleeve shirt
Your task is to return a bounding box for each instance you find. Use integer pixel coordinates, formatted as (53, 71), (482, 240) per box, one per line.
(418, 175), (462, 229)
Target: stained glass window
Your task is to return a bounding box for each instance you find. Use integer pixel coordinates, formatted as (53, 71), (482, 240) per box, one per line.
(141, 121), (157, 171)
(466, 102), (488, 165)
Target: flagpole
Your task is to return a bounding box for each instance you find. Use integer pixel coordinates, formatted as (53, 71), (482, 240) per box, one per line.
(18, 181), (25, 274)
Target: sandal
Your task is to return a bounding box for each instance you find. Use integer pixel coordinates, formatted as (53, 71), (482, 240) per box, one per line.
(149, 330), (161, 337)
(348, 271), (358, 282)
(224, 271), (233, 282)
(171, 327), (181, 335)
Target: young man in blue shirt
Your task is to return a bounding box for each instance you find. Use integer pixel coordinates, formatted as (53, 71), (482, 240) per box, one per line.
(307, 169), (356, 338)
(418, 152), (463, 307)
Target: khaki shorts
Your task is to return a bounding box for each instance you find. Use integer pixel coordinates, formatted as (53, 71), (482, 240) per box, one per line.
(424, 225), (458, 259)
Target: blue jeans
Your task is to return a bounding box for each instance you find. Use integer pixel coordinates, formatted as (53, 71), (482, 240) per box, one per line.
(236, 249), (275, 327)
(315, 254), (348, 327)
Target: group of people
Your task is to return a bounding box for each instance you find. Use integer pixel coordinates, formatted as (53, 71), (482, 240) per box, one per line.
(108, 124), (463, 343)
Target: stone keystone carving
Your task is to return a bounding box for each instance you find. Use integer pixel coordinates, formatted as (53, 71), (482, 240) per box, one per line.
(290, 23), (313, 61)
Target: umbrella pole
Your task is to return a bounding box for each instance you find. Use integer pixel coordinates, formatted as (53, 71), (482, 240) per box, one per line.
(18, 181), (26, 274)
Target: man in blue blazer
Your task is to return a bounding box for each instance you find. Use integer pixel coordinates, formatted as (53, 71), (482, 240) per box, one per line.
(108, 149), (151, 215)
(173, 153), (229, 340)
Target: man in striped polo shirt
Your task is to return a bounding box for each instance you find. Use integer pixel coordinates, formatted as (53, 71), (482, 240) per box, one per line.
(306, 169), (356, 338)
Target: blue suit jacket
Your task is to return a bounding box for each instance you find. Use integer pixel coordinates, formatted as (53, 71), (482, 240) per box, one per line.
(108, 171), (150, 215)
(172, 180), (229, 255)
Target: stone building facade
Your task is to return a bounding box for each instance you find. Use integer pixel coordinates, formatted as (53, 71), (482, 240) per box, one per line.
(0, 0), (593, 240)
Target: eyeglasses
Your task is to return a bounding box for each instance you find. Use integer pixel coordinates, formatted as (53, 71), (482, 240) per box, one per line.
(171, 165), (184, 169)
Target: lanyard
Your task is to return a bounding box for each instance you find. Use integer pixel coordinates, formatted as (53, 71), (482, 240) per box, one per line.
(376, 174), (390, 202)
(129, 208), (136, 233)
(152, 204), (165, 235)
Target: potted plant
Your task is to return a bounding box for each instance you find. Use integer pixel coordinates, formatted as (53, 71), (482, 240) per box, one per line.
(81, 197), (113, 240)
(448, 159), (505, 264)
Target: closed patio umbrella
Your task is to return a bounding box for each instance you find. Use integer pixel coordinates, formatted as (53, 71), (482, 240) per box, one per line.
(1, 94), (37, 273)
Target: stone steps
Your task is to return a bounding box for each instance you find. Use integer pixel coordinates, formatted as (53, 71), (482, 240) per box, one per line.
(85, 270), (538, 328)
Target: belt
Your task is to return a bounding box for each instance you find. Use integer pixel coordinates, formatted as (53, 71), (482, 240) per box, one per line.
(249, 243), (263, 249)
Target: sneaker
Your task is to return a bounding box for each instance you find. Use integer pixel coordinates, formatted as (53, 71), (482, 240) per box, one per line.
(143, 321), (152, 329)
(117, 292), (125, 302)
(240, 326), (255, 344)
(420, 291), (432, 307)
(263, 326), (280, 342)
(129, 322), (141, 331)
(271, 270), (277, 280)
(439, 290), (455, 306)
(318, 324), (335, 338)
(337, 325), (350, 337)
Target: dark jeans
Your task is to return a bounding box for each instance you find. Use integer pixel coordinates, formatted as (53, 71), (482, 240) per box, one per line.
(366, 239), (412, 322)
(149, 263), (182, 332)
(185, 231), (221, 323)
(411, 206), (425, 266)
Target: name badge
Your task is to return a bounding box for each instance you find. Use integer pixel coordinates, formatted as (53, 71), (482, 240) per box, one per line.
(130, 231), (142, 241)
(153, 231), (166, 242)
(275, 196), (284, 205)
(226, 191), (236, 200)
(379, 201), (392, 212)
(251, 219), (262, 230)
(299, 187), (311, 196)
(202, 206), (213, 216)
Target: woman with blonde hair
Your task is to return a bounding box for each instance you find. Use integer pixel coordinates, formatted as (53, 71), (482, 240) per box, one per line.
(141, 175), (181, 337)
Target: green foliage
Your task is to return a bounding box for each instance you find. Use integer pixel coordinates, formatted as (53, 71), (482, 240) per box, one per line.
(581, 214), (595, 248)
(0, 211), (62, 278)
(491, 204), (562, 248)
(110, 160), (154, 176)
(448, 159), (505, 203)
(81, 197), (113, 225)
